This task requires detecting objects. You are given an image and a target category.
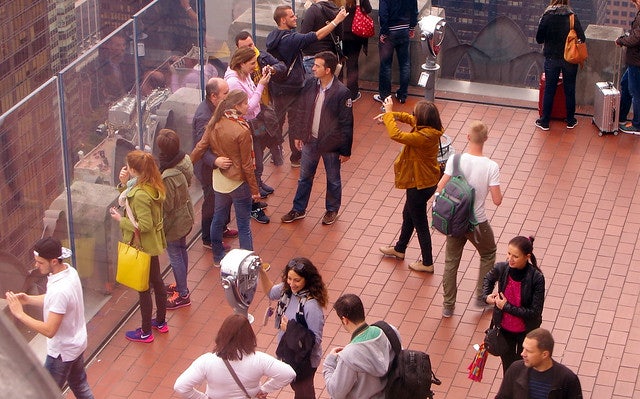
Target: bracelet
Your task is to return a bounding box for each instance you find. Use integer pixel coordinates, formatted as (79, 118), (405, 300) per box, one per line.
(330, 21), (337, 28)
(185, 6), (192, 12)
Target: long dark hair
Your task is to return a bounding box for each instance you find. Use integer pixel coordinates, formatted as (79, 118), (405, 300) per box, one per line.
(281, 257), (328, 307)
(413, 101), (443, 131)
(213, 314), (257, 361)
(509, 236), (539, 270)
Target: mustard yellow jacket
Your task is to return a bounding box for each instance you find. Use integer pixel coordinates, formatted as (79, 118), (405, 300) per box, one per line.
(383, 112), (443, 190)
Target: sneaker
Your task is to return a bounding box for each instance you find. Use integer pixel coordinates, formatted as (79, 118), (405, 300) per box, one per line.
(223, 228), (238, 238)
(442, 307), (454, 318)
(373, 94), (385, 103)
(379, 246), (405, 260)
(394, 93), (407, 104)
(203, 241), (231, 251)
(253, 201), (268, 209)
(202, 241), (212, 249)
(260, 182), (275, 194)
(535, 118), (550, 131)
(259, 187), (270, 198)
(409, 261), (434, 273)
(352, 92), (362, 102)
(251, 208), (270, 224)
(125, 328), (154, 343)
(166, 292), (191, 310)
(151, 318), (169, 333)
(566, 119), (578, 129)
(290, 159), (301, 168)
(165, 283), (177, 293)
(281, 210), (306, 223)
(321, 210), (338, 225)
(620, 123), (640, 133)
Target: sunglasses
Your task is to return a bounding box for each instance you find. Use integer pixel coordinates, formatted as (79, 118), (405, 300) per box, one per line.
(287, 259), (305, 272)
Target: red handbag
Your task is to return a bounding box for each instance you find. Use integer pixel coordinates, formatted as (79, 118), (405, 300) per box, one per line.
(351, 5), (374, 38)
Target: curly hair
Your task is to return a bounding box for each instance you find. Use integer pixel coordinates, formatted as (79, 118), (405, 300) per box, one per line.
(281, 257), (328, 307)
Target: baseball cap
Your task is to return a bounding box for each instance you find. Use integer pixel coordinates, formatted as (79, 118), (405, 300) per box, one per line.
(33, 237), (72, 260)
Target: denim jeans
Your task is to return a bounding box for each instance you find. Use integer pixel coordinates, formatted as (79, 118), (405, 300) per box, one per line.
(211, 182), (253, 263)
(139, 255), (166, 334)
(303, 56), (315, 79)
(394, 186), (437, 265)
(195, 163), (230, 244)
(167, 236), (189, 296)
(619, 66), (640, 127)
(45, 353), (95, 399)
(292, 139), (342, 213)
(442, 221), (496, 309)
(378, 29), (411, 100)
(540, 57), (578, 123)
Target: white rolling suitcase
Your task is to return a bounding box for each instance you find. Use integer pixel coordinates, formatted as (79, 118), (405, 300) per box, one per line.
(592, 82), (620, 136)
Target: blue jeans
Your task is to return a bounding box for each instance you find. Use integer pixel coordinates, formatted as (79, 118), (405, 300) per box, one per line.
(292, 139), (342, 213)
(378, 29), (411, 100)
(167, 236), (189, 296)
(395, 186), (437, 265)
(45, 353), (94, 399)
(619, 67), (640, 126)
(540, 57), (578, 123)
(211, 182), (253, 263)
(195, 162), (230, 244)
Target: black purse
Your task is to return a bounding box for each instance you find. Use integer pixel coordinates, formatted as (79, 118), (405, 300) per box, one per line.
(484, 322), (509, 357)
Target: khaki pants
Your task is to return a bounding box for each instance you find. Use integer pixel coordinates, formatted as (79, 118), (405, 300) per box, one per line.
(442, 221), (496, 309)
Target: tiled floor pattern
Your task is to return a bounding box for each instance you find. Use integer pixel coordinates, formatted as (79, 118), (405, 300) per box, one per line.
(75, 91), (640, 399)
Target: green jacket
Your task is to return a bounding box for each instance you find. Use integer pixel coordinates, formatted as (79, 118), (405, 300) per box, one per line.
(120, 183), (166, 256)
(162, 155), (195, 242)
(383, 112), (443, 190)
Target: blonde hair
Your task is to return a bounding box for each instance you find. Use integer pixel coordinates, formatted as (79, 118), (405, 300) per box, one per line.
(469, 121), (488, 143)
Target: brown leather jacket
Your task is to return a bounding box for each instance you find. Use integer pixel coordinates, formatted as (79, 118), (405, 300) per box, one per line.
(190, 117), (259, 196)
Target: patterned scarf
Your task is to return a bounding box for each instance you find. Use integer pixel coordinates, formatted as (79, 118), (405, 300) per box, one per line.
(275, 289), (310, 329)
(224, 108), (250, 130)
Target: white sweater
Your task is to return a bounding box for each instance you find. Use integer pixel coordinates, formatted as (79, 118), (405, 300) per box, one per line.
(174, 351), (296, 399)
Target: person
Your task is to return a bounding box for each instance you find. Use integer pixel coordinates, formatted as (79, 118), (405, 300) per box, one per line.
(174, 314), (296, 399)
(299, 0), (343, 77)
(322, 293), (396, 399)
(374, 0), (418, 105)
(535, 0), (585, 131)
(495, 328), (583, 399)
(110, 150), (168, 342)
(482, 236), (545, 374)
(191, 90), (262, 266)
(376, 98), (443, 272)
(5, 237), (95, 399)
(266, 4), (347, 167)
(258, 257), (328, 399)
(225, 46), (274, 203)
(342, 0), (373, 101)
(439, 121), (503, 318)
(156, 129), (195, 310)
(192, 77), (238, 250)
(281, 51), (353, 226)
(235, 30), (287, 166)
(617, 0), (640, 133)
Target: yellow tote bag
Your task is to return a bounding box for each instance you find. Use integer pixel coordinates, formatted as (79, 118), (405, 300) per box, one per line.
(116, 241), (150, 291)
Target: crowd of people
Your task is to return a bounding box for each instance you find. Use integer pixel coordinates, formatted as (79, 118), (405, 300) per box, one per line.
(5, 1), (597, 398)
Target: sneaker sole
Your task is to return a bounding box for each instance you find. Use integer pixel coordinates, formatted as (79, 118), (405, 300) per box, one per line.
(126, 336), (154, 343)
(535, 124), (550, 131)
(281, 215), (305, 223)
(321, 219), (336, 225)
(251, 217), (270, 224)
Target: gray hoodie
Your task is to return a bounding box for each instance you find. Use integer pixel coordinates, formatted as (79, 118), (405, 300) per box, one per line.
(322, 325), (396, 399)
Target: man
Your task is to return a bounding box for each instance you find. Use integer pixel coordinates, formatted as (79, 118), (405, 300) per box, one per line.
(374, 0), (418, 105)
(617, 0), (640, 133)
(438, 121), (502, 318)
(5, 237), (95, 399)
(323, 294), (396, 399)
(266, 4), (347, 167)
(496, 328), (583, 399)
(192, 78), (236, 249)
(281, 51), (353, 225)
(299, 0), (343, 77)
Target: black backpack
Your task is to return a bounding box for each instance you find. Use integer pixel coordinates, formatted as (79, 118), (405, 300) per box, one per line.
(373, 321), (441, 399)
(431, 154), (478, 237)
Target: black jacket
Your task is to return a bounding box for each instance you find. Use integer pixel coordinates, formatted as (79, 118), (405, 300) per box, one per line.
(536, 6), (585, 60)
(266, 29), (318, 91)
(496, 359), (583, 399)
(291, 77), (354, 156)
(300, 1), (343, 56)
(482, 262), (545, 332)
(616, 11), (640, 67)
(379, 0), (418, 36)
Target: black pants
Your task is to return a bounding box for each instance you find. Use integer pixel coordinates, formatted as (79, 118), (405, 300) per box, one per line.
(342, 39), (365, 99)
(290, 368), (317, 399)
(395, 185), (437, 265)
(139, 255), (166, 334)
(500, 328), (527, 374)
(272, 87), (302, 163)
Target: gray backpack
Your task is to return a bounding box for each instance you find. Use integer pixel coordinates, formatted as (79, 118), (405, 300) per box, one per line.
(432, 154), (478, 237)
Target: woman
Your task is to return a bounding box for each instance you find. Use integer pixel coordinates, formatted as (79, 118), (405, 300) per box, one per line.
(377, 97), (443, 273)
(157, 129), (194, 310)
(225, 46), (274, 203)
(191, 90), (262, 266)
(342, 0), (372, 101)
(174, 314), (296, 399)
(111, 150), (168, 343)
(258, 257), (327, 399)
(535, 0), (585, 130)
(481, 236), (545, 374)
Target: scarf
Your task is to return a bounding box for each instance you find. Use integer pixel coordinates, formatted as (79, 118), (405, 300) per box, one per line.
(118, 177), (138, 207)
(159, 150), (186, 172)
(224, 109), (251, 131)
(275, 289), (310, 329)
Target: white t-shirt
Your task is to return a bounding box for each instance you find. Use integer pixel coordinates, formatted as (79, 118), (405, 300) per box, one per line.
(174, 351), (296, 399)
(443, 153), (500, 223)
(44, 264), (88, 361)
